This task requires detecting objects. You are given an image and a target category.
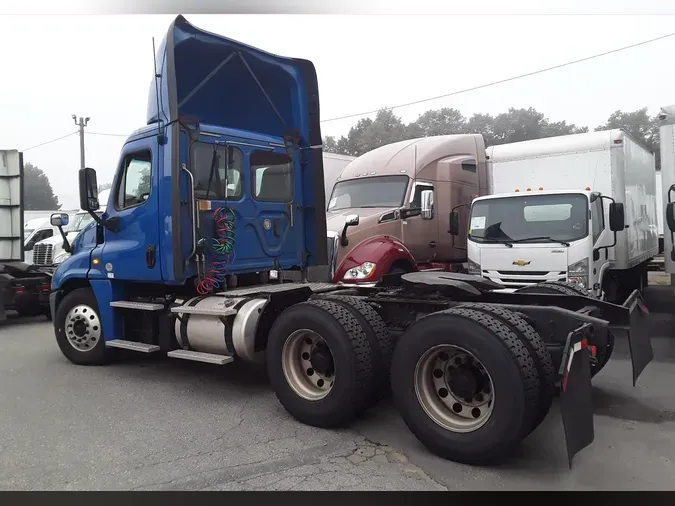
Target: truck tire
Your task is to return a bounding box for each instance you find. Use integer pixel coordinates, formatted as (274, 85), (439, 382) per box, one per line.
(515, 282), (614, 377)
(54, 287), (109, 366)
(456, 303), (555, 436)
(390, 307), (540, 465)
(321, 294), (394, 402)
(266, 299), (374, 428)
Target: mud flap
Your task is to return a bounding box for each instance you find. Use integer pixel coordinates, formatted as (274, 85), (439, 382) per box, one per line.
(559, 323), (594, 469)
(621, 290), (653, 386)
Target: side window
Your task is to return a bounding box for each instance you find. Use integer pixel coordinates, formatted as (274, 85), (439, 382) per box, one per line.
(462, 159), (477, 173)
(410, 182), (434, 209)
(35, 229), (53, 242)
(592, 198), (605, 243)
(252, 150), (293, 202)
(116, 151), (152, 210)
(192, 143), (243, 200)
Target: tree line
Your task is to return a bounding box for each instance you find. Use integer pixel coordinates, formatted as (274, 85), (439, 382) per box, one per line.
(323, 106), (662, 169)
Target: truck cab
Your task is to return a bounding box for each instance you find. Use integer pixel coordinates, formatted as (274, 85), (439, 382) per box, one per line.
(326, 135), (486, 284)
(461, 189), (625, 297)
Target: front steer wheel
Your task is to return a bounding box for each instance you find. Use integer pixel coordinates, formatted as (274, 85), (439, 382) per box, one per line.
(54, 287), (109, 366)
(266, 299), (374, 428)
(390, 307), (540, 465)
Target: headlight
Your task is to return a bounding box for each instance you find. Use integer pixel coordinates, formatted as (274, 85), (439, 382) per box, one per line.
(343, 262), (376, 280)
(568, 258), (589, 288)
(467, 259), (481, 276)
(53, 251), (71, 264)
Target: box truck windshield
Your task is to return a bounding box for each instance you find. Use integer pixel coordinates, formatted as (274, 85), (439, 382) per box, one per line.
(328, 175), (409, 211)
(469, 193), (589, 245)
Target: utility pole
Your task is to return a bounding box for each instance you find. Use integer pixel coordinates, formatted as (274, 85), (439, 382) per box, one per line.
(72, 115), (90, 169)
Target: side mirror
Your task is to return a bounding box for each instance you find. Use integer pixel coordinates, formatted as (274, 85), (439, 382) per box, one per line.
(420, 190), (434, 220)
(449, 211), (460, 236)
(78, 168), (99, 212)
(340, 214), (360, 247)
(345, 214), (360, 227)
(608, 202), (625, 232)
(667, 202), (675, 232)
(50, 212), (69, 228)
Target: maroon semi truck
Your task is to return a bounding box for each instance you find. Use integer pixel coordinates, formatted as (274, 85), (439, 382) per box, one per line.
(326, 134), (484, 285)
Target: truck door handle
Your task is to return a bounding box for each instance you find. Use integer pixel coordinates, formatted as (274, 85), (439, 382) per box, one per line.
(146, 244), (156, 269)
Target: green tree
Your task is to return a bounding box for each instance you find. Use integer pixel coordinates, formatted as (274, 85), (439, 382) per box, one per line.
(408, 108), (467, 137)
(23, 162), (61, 210)
(595, 108), (660, 169)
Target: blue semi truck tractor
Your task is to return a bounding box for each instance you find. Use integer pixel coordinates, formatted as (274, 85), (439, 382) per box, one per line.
(48, 15), (654, 467)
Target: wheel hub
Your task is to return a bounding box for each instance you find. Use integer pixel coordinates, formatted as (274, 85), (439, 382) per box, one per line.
(414, 345), (495, 433)
(447, 364), (485, 400)
(310, 344), (334, 377)
(72, 320), (87, 338)
(281, 329), (335, 401)
(64, 304), (101, 353)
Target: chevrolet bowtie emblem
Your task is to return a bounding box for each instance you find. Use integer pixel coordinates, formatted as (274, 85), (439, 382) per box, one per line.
(512, 259), (531, 266)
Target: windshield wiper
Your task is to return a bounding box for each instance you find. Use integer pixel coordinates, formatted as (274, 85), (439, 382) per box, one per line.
(471, 237), (514, 248)
(507, 236), (571, 247)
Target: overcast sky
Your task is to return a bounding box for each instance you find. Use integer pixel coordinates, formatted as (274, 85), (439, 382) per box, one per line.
(1, 4), (675, 209)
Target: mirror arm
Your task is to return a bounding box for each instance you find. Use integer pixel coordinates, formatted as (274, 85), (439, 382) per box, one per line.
(57, 226), (72, 254)
(340, 223), (350, 247)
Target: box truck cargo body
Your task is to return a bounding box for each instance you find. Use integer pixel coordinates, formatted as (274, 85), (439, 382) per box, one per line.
(464, 129), (658, 301)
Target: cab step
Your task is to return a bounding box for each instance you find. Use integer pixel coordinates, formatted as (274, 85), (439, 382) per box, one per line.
(167, 349), (234, 365)
(110, 301), (165, 311)
(170, 306), (237, 317)
(105, 339), (160, 353)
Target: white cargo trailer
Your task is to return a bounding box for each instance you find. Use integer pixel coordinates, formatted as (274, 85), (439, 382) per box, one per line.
(461, 129), (658, 303)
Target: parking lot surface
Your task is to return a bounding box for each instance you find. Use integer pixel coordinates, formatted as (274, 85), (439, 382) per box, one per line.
(1, 277), (674, 490)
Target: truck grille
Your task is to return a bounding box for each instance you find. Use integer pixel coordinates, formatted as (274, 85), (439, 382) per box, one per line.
(32, 243), (54, 266)
(482, 270), (566, 289)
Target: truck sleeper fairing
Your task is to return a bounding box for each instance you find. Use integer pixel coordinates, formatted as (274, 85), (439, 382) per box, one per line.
(147, 15), (327, 283)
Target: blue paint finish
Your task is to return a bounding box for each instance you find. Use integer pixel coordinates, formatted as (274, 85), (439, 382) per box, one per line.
(55, 14), (326, 312)
(89, 279), (125, 343)
(99, 133), (163, 282)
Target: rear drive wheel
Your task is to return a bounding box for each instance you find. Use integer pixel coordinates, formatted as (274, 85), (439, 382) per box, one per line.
(456, 303), (555, 435)
(515, 281), (614, 376)
(267, 299), (374, 428)
(322, 294), (394, 402)
(54, 287), (109, 365)
(390, 307), (540, 465)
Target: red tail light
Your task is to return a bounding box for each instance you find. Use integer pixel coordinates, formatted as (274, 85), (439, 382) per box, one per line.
(14, 286), (25, 294)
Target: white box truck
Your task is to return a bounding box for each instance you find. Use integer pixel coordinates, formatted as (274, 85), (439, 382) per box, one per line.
(451, 129), (658, 303)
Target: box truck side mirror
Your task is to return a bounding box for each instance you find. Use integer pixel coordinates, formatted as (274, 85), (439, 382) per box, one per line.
(667, 202), (675, 232)
(79, 168), (99, 212)
(608, 202), (625, 232)
(449, 211), (460, 236)
(50, 213), (69, 228)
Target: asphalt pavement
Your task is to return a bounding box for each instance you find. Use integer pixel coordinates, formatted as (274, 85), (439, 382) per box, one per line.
(0, 278), (674, 490)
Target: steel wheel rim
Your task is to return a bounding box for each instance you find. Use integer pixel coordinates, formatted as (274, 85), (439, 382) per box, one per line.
(414, 344), (494, 433)
(65, 304), (101, 353)
(281, 329), (335, 401)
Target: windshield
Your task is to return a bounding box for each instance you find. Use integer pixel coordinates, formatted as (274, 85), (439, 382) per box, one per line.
(65, 213), (97, 233)
(469, 193), (589, 244)
(24, 229), (34, 239)
(328, 175), (409, 211)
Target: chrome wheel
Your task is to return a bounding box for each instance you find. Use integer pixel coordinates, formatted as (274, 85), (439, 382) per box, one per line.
(281, 329), (335, 401)
(65, 304), (101, 353)
(414, 345), (494, 433)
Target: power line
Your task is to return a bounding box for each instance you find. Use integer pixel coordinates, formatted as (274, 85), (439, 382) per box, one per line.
(321, 30), (675, 123)
(21, 131), (77, 152)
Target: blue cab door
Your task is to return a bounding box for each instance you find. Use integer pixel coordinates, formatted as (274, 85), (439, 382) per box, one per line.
(100, 136), (162, 281)
(188, 137), (304, 274)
